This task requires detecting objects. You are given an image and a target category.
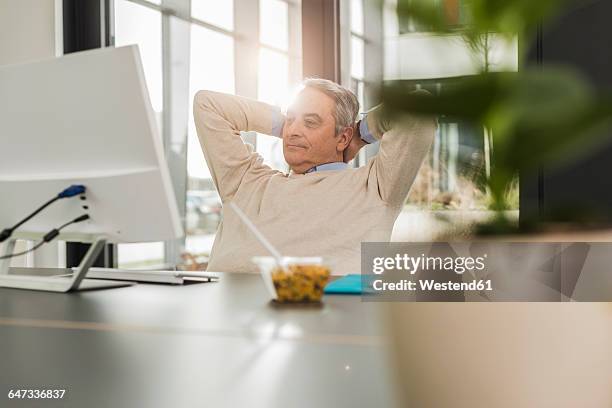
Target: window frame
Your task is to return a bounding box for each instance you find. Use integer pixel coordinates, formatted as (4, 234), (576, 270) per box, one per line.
(114, 0), (302, 266)
(340, 0), (383, 167)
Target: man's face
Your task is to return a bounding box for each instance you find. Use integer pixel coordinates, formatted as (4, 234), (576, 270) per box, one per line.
(282, 87), (346, 174)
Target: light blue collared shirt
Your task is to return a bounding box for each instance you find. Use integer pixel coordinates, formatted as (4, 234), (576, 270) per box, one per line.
(305, 161), (349, 173)
(358, 115), (377, 144)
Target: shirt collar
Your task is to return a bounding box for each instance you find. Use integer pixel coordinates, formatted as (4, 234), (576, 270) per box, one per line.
(305, 161), (348, 173)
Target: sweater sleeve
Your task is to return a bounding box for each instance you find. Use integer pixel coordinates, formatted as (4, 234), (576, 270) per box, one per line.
(367, 92), (437, 207)
(193, 90), (282, 201)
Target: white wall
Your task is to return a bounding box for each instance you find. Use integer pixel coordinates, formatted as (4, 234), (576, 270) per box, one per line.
(0, 0), (60, 66)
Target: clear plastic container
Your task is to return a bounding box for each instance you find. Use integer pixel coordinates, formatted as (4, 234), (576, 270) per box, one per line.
(252, 256), (331, 303)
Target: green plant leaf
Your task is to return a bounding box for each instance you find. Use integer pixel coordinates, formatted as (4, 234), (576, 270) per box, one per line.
(397, 0), (578, 37)
(381, 68), (612, 213)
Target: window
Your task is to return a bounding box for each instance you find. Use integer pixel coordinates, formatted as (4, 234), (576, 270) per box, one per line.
(113, 0), (302, 267)
(383, 0), (519, 218)
(402, 84), (490, 212)
(257, 0), (296, 172)
(257, 48), (290, 172)
(191, 0), (233, 31)
(346, 0), (368, 167)
(188, 25), (235, 180)
(114, 0), (165, 268)
(258, 48), (289, 107)
(349, 0), (365, 108)
(351, 0), (364, 36)
(114, 0), (163, 128)
(260, 0), (289, 51)
(351, 37), (364, 81)
(185, 4), (236, 260)
(398, 0), (470, 34)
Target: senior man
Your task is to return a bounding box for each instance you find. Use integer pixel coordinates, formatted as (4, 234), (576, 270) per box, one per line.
(193, 79), (435, 274)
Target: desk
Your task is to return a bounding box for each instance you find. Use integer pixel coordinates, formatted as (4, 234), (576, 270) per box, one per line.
(0, 273), (397, 408)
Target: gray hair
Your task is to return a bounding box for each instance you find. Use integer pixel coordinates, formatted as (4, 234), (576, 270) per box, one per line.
(302, 78), (360, 135)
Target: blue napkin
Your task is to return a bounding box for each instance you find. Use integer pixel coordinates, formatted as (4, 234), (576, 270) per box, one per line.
(324, 274), (364, 294)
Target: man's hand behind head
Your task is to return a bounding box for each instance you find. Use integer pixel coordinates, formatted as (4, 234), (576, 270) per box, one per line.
(343, 121), (368, 163)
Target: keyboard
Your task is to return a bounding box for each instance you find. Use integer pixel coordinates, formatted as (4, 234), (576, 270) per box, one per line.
(0, 273), (133, 292)
(79, 267), (220, 285)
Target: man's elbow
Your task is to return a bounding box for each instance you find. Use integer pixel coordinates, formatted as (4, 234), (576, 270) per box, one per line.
(194, 90), (215, 111)
(399, 114), (437, 142)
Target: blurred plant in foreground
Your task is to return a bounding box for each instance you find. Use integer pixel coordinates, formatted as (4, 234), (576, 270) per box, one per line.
(384, 0), (612, 234)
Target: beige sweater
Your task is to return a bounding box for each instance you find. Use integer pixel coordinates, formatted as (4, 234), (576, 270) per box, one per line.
(193, 90), (435, 275)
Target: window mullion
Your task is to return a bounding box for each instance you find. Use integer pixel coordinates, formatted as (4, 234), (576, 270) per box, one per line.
(161, 0), (190, 266)
(234, 0), (259, 148)
(362, 0), (382, 163)
(287, 0), (302, 85)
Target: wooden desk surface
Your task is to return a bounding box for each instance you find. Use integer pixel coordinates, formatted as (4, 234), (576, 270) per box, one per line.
(0, 273), (397, 408)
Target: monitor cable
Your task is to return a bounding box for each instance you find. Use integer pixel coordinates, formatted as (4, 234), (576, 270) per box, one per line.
(0, 185), (86, 243)
(0, 214), (90, 261)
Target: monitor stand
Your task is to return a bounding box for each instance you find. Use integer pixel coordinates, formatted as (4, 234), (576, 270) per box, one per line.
(0, 238), (134, 292)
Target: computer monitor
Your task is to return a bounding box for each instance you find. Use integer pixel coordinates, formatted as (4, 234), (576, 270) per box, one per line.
(0, 45), (184, 291)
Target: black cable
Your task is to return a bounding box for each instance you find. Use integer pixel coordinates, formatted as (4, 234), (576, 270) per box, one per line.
(0, 214), (90, 261)
(0, 197), (58, 242)
(0, 242), (45, 260)
(0, 185), (86, 243)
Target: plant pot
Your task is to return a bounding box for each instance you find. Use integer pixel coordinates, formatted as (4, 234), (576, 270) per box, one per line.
(383, 301), (612, 407)
(382, 227), (612, 407)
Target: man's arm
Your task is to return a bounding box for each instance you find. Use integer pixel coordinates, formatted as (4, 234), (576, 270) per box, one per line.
(365, 95), (437, 207)
(193, 90), (283, 201)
